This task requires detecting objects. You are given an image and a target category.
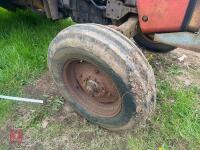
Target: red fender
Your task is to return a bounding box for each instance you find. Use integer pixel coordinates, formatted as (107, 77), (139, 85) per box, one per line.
(136, 0), (190, 33)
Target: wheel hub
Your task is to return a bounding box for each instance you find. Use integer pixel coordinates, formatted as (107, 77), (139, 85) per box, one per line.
(63, 60), (122, 117)
(85, 79), (100, 96)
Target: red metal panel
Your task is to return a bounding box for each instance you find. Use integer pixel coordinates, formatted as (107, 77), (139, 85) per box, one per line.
(137, 0), (189, 33)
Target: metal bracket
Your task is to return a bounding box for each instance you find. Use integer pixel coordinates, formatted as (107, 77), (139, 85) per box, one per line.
(108, 17), (138, 38)
(124, 0), (136, 6)
(106, 0), (137, 20)
(43, 0), (62, 20)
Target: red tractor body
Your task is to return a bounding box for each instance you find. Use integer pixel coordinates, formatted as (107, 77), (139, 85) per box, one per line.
(137, 0), (189, 33)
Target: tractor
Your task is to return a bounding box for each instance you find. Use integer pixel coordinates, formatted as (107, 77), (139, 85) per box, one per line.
(1, 0), (200, 130)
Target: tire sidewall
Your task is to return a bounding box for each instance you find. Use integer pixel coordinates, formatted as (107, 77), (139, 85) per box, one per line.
(48, 24), (156, 130)
(49, 46), (136, 128)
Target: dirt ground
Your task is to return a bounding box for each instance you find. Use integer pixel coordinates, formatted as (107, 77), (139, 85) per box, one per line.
(1, 48), (200, 150)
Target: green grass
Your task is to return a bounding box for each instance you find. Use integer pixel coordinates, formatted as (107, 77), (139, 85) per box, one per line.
(0, 7), (72, 125)
(0, 7), (199, 150)
(129, 83), (200, 150)
(128, 64), (200, 149)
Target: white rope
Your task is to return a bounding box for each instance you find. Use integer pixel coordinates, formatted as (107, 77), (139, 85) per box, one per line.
(0, 95), (43, 104)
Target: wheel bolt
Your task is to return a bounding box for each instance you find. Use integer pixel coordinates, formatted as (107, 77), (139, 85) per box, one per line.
(95, 70), (99, 74)
(142, 16), (148, 22)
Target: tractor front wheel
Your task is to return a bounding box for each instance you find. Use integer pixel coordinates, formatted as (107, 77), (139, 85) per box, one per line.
(48, 24), (156, 130)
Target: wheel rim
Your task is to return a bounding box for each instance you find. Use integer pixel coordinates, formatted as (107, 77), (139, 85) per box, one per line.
(63, 60), (122, 117)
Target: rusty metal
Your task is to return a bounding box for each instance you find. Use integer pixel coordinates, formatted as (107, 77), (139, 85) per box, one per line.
(63, 60), (122, 118)
(187, 0), (200, 32)
(106, 0), (137, 20)
(154, 32), (200, 53)
(42, 0), (62, 20)
(12, 0), (62, 20)
(109, 17), (138, 38)
(13, 0), (44, 9)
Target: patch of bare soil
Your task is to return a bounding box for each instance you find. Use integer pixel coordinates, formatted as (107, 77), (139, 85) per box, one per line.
(170, 48), (200, 86)
(147, 48), (200, 88)
(10, 73), (130, 150)
(171, 48), (200, 67)
(23, 72), (61, 99)
(4, 48), (200, 150)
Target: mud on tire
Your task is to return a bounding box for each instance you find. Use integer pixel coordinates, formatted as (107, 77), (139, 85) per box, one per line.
(48, 24), (156, 130)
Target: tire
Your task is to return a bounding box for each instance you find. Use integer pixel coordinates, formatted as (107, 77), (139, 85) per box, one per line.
(48, 24), (156, 130)
(134, 31), (175, 53)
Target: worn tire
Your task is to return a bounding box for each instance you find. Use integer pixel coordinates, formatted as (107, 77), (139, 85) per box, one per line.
(134, 32), (175, 53)
(48, 24), (156, 130)
(133, 27), (175, 53)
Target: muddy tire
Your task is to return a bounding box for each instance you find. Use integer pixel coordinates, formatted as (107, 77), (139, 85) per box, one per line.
(48, 24), (156, 130)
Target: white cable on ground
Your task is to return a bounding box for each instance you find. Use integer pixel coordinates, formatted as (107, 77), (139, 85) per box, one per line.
(0, 95), (44, 104)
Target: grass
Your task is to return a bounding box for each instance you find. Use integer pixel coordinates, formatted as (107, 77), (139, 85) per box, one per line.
(128, 81), (200, 150)
(0, 7), (199, 150)
(0, 7), (72, 125)
(127, 57), (200, 149)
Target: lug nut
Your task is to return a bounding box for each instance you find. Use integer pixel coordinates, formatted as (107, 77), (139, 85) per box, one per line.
(95, 70), (99, 74)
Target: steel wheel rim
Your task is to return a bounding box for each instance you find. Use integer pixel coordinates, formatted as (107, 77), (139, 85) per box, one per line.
(63, 59), (122, 118)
